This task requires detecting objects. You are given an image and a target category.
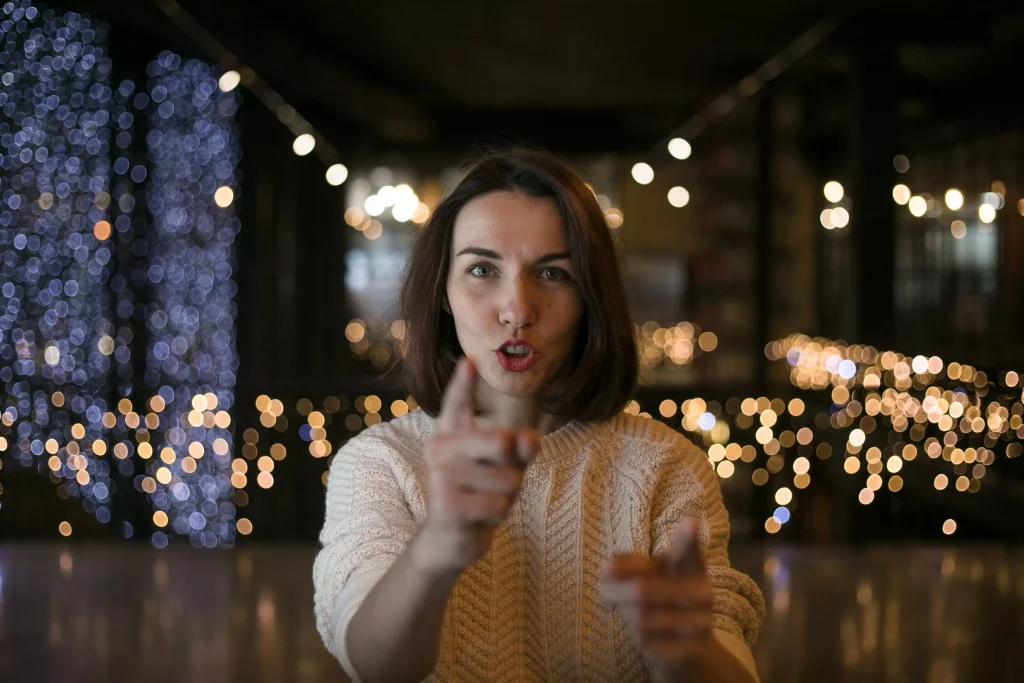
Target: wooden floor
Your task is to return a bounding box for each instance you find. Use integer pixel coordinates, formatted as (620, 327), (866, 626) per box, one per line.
(0, 543), (1021, 682)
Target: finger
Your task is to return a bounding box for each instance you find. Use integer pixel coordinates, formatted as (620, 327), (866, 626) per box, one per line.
(454, 489), (514, 525)
(437, 357), (477, 435)
(603, 553), (658, 580)
(666, 517), (705, 576)
(516, 429), (538, 466)
(641, 638), (707, 662)
(435, 430), (519, 466)
(447, 462), (524, 493)
(600, 577), (713, 608)
(638, 609), (712, 638)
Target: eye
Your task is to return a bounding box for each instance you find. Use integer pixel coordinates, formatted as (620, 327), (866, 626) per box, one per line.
(540, 267), (568, 281)
(468, 263), (493, 278)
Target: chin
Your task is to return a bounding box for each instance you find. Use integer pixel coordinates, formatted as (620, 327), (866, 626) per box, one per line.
(480, 360), (544, 397)
(496, 377), (541, 397)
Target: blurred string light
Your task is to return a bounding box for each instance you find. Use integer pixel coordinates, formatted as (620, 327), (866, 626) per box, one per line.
(823, 181), (844, 203)
(236, 326), (1020, 539)
(944, 189), (964, 211)
(646, 331), (1024, 536)
(631, 162), (654, 185)
(325, 163), (348, 186)
(820, 181), (849, 230)
(343, 177), (430, 241)
(893, 155), (910, 173)
(908, 196), (927, 217)
(0, 4), (121, 524)
(892, 184), (911, 205)
(769, 333), (1023, 521)
(140, 51), (240, 548)
(636, 321), (715, 386)
(646, 18), (838, 206)
(667, 186), (690, 208)
(667, 138), (691, 160)
(151, 0), (347, 186)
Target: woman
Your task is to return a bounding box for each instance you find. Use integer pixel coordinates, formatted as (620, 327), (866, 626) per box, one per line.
(313, 148), (764, 683)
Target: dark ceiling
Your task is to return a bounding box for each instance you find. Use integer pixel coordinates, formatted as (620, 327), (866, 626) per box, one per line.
(50, 1), (1024, 156)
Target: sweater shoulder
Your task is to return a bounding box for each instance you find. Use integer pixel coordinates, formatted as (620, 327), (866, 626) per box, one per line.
(334, 409), (434, 463)
(603, 412), (700, 453)
(596, 413), (707, 483)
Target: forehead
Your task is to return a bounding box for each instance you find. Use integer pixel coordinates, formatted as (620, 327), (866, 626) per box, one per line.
(451, 191), (567, 254)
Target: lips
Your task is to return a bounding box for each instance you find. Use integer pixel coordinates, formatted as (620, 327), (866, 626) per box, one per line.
(495, 338), (537, 373)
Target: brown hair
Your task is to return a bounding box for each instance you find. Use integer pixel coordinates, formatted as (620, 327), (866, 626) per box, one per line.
(399, 147), (637, 423)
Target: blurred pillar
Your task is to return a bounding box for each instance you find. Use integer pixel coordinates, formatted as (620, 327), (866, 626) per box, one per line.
(850, 35), (899, 348)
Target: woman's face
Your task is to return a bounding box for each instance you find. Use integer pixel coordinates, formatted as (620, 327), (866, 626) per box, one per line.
(446, 190), (583, 401)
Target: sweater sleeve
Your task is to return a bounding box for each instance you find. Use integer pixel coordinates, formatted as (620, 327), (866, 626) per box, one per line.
(312, 432), (419, 680)
(649, 437), (765, 665)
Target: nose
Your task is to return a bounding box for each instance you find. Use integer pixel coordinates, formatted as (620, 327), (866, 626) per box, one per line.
(499, 275), (537, 331)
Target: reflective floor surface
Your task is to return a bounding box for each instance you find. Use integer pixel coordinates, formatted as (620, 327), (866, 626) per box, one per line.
(0, 543), (1021, 682)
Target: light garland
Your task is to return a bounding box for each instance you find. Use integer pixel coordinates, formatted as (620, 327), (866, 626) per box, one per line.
(0, 3), (122, 525)
(139, 51), (241, 548)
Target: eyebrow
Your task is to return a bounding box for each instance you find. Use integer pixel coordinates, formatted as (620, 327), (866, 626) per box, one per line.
(454, 247), (571, 264)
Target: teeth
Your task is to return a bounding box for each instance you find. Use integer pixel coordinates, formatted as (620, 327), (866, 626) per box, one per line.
(503, 345), (530, 356)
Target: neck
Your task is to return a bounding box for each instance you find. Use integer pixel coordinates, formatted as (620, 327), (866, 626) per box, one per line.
(473, 389), (567, 436)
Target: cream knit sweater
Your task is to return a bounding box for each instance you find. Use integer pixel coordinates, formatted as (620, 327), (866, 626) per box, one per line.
(313, 410), (764, 682)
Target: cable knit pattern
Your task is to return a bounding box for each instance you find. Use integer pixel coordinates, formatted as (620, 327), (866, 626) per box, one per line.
(313, 410), (764, 682)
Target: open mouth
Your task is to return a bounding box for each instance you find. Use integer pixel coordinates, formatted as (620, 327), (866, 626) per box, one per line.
(500, 344), (532, 358)
(495, 340), (537, 372)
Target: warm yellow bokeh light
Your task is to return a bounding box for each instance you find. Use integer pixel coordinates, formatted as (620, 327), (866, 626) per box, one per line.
(823, 181), (844, 203)
(944, 189), (964, 210)
(667, 186), (690, 208)
(631, 162), (654, 185)
(978, 204), (996, 223)
(292, 133), (315, 156)
(214, 186), (234, 207)
(892, 184), (911, 205)
(326, 163), (349, 186)
(668, 138), (692, 160)
(908, 196), (927, 217)
(218, 70), (241, 92)
(775, 487), (793, 506)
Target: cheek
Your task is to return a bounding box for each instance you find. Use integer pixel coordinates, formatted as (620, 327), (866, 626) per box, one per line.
(450, 291), (495, 338)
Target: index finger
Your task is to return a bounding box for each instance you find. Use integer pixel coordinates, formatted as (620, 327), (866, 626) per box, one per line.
(603, 553), (658, 580)
(436, 356), (477, 435)
(666, 517), (706, 576)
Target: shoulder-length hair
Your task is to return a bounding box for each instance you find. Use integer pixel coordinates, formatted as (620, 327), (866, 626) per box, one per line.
(399, 147), (637, 423)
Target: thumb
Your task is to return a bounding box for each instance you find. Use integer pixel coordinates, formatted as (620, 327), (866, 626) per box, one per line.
(666, 517), (705, 576)
(436, 356), (477, 434)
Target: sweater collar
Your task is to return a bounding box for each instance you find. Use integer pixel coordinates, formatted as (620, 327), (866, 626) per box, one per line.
(414, 411), (602, 463)
(536, 418), (602, 463)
